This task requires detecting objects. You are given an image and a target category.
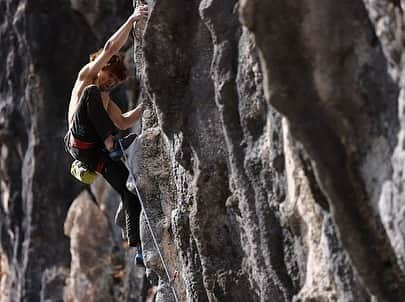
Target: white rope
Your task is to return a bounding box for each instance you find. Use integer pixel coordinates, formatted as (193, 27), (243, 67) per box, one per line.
(124, 3), (179, 300)
(118, 137), (179, 302)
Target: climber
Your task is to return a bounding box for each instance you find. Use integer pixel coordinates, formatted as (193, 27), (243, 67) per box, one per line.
(64, 5), (148, 265)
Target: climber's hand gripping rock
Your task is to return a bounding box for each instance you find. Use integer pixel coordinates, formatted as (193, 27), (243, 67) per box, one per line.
(129, 4), (149, 23)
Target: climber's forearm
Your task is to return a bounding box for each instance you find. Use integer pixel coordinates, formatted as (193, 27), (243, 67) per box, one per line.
(78, 5), (148, 80)
(104, 19), (135, 54)
(121, 103), (144, 129)
(104, 5), (148, 54)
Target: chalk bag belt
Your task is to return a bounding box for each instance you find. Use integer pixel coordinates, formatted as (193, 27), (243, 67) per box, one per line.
(69, 133), (96, 150)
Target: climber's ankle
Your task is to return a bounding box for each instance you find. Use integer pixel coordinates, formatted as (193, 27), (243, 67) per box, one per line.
(135, 245), (144, 266)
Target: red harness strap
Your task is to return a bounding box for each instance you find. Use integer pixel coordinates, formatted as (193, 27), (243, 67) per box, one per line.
(69, 132), (105, 173)
(95, 159), (105, 173)
(69, 134), (96, 150)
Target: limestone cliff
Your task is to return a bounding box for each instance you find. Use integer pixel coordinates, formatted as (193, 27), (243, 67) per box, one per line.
(0, 1), (143, 301)
(2, 0), (405, 302)
(134, 0), (405, 301)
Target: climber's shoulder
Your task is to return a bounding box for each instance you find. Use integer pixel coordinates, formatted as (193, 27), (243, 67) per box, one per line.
(78, 47), (116, 81)
(78, 63), (94, 82)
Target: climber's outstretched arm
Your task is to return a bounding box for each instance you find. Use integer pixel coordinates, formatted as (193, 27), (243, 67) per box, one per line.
(79, 5), (148, 81)
(107, 100), (144, 130)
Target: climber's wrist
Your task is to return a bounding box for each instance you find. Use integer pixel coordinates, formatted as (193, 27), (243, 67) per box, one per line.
(129, 15), (138, 24)
(129, 4), (148, 23)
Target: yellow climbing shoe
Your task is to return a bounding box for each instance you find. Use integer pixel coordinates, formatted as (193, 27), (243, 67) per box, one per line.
(70, 160), (98, 184)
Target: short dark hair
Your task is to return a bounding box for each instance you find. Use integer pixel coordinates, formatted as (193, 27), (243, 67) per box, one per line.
(89, 49), (128, 81)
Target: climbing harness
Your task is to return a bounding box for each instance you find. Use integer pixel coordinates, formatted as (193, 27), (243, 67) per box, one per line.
(118, 139), (179, 302)
(66, 131), (103, 184)
(69, 134), (96, 149)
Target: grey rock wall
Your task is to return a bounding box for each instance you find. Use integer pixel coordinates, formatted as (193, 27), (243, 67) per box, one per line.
(131, 0), (405, 301)
(0, 1), (143, 301)
(239, 0), (404, 301)
(0, 1), (95, 300)
(64, 190), (114, 302)
(364, 0), (405, 280)
(2, 0), (405, 301)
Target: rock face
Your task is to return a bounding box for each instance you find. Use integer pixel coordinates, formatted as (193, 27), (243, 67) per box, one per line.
(364, 0), (405, 285)
(131, 0), (405, 301)
(239, 0), (404, 300)
(64, 190), (114, 302)
(63, 183), (146, 302)
(0, 1), (143, 301)
(3, 0), (405, 301)
(0, 1), (95, 301)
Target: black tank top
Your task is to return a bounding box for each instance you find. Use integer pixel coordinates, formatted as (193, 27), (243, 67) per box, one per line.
(70, 85), (117, 144)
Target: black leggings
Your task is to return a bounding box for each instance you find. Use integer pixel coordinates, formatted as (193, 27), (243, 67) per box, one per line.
(101, 155), (141, 245)
(65, 133), (141, 246)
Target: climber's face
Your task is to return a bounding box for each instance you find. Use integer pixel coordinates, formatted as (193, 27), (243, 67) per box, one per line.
(97, 68), (120, 91)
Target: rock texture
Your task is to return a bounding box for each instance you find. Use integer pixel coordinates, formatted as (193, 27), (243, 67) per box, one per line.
(63, 183), (146, 302)
(131, 0), (405, 301)
(64, 190), (114, 302)
(364, 0), (405, 283)
(3, 0), (405, 302)
(0, 1), (143, 301)
(239, 1), (404, 301)
(0, 1), (94, 301)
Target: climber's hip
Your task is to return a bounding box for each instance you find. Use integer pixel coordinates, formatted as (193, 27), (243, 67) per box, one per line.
(64, 131), (105, 173)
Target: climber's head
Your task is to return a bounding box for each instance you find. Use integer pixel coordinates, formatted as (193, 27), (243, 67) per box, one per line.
(90, 50), (129, 91)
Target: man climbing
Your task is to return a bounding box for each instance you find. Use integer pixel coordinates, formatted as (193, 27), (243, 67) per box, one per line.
(64, 5), (148, 265)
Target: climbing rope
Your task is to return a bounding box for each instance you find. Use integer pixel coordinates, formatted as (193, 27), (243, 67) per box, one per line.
(117, 3), (178, 301)
(118, 133), (178, 301)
